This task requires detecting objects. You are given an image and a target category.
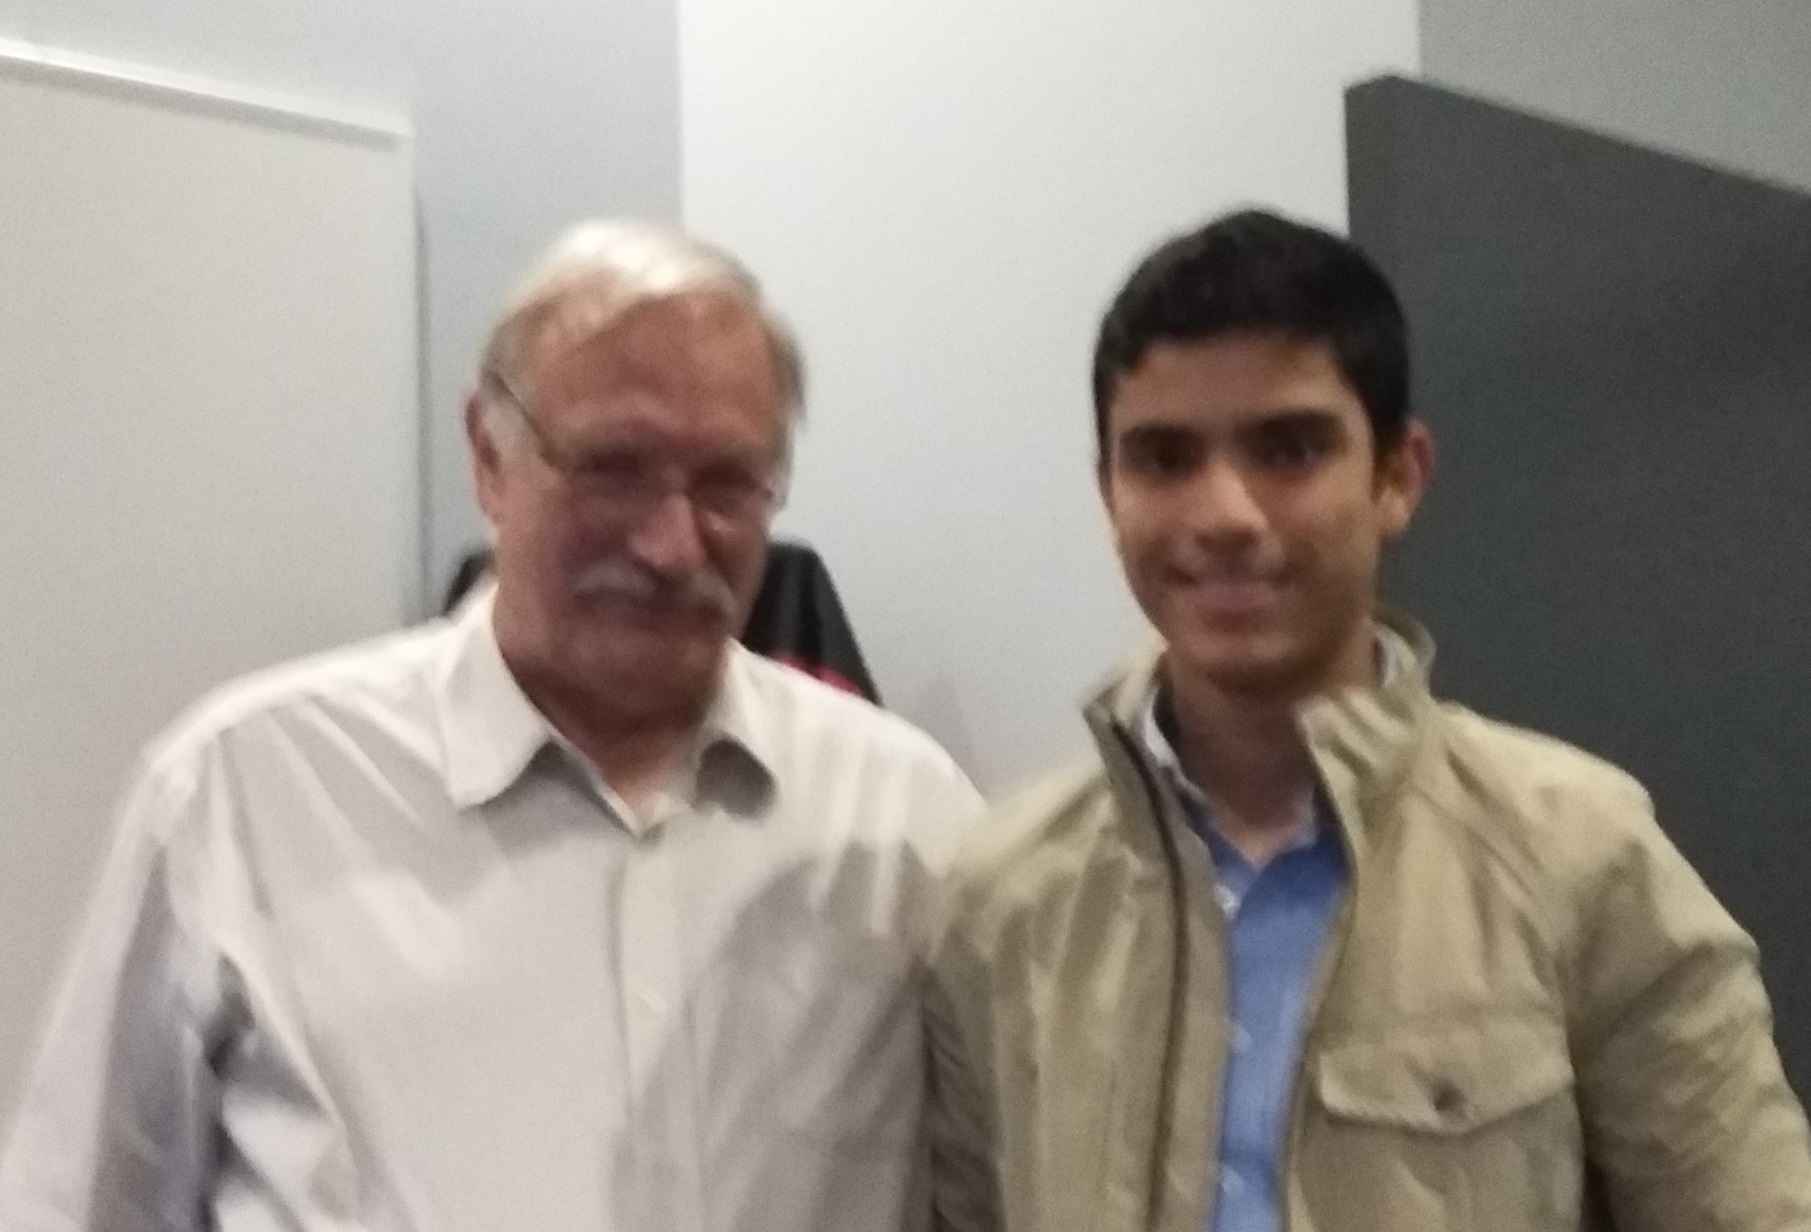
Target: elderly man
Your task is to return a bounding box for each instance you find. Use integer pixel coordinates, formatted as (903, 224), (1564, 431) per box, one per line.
(0, 222), (979, 1231)
(924, 209), (1811, 1231)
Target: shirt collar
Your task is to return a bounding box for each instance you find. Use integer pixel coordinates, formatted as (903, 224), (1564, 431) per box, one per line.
(688, 642), (779, 816)
(1137, 670), (1324, 843)
(435, 584), (554, 809)
(434, 584), (776, 814)
(1134, 623), (1411, 780)
(1115, 613), (1432, 852)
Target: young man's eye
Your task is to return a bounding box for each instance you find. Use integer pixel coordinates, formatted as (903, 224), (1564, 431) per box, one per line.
(1252, 434), (1315, 468)
(1248, 421), (1337, 470)
(1120, 431), (1201, 479)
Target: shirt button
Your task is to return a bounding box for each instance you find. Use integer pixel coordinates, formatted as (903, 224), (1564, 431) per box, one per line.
(1214, 884), (1240, 916)
(1230, 1023), (1252, 1054)
(1220, 1169), (1245, 1197)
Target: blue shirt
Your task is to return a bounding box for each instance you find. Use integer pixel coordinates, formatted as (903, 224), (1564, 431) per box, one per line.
(1140, 696), (1348, 1232)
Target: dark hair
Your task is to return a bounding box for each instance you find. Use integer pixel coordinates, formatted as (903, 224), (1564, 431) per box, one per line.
(1091, 209), (1409, 460)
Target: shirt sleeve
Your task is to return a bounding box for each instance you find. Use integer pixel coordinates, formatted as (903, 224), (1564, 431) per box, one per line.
(0, 755), (236, 1232)
(1566, 783), (1811, 1230)
(892, 742), (986, 967)
(920, 818), (1009, 1232)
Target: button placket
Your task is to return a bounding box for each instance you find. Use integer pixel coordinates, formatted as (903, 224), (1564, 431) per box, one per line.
(619, 828), (703, 1229)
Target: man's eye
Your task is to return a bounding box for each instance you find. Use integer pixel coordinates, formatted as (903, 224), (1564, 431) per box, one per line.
(1121, 433), (1200, 478)
(572, 451), (648, 486)
(693, 467), (770, 514)
(1248, 427), (1328, 470)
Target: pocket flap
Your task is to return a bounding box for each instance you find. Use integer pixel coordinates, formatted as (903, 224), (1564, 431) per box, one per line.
(1314, 1012), (1573, 1135)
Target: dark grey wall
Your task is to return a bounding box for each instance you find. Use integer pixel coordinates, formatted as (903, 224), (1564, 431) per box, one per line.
(1349, 75), (1811, 1098)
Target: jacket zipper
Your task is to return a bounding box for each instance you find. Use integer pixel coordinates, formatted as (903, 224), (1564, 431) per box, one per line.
(1107, 721), (1226, 1232)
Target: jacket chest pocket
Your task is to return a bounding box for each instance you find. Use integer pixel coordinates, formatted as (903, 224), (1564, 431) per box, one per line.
(1294, 1013), (1584, 1231)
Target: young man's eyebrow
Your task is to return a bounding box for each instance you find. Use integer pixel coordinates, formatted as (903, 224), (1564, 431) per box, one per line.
(1117, 422), (1198, 442)
(1241, 407), (1347, 431)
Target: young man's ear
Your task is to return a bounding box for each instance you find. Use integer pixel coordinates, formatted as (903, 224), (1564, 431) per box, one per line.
(1376, 419), (1435, 539)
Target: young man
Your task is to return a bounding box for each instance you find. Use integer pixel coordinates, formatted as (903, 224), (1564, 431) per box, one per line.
(924, 209), (1811, 1231)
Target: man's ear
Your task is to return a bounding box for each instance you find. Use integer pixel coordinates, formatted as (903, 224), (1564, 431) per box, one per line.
(466, 394), (504, 523)
(1376, 419), (1435, 539)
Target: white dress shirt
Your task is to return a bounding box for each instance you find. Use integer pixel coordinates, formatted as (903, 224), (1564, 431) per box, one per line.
(0, 589), (981, 1232)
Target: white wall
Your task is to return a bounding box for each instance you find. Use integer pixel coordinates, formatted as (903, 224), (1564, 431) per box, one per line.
(681, 1), (1420, 790)
(0, 0), (682, 608)
(0, 53), (418, 1121)
(1422, 0), (1811, 193)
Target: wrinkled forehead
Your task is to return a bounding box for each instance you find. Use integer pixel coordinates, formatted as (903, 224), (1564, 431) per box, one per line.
(524, 293), (788, 467)
(537, 293), (777, 405)
(516, 286), (758, 383)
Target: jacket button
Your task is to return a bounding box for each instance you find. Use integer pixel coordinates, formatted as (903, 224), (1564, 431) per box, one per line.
(1431, 1081), (1466, 1117)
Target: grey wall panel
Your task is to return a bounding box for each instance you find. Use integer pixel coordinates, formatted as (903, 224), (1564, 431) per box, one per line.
(1349, 75), (1811, 1098)
(1419, 0), (1811, 195)
(0, 48), (417, 1129)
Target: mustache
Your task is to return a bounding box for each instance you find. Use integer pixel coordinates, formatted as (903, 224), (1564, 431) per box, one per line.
(569, 556), (737, 618)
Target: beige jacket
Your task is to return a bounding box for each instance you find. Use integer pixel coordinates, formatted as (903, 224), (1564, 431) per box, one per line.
(926, 616), (1811, 1231)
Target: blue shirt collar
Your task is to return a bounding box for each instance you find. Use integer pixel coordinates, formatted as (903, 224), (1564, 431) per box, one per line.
(1135, 624), (1412, 849)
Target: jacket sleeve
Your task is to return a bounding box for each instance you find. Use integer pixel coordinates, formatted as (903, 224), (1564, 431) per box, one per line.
(0, 759), (233, 1232)
(1565, 780), (1811, 1230)
(924, 886), (1004, 1232)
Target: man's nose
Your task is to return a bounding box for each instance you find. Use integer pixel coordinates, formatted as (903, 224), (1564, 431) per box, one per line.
(625, 485), (709, 575)
(1185, 457), (1266, 540)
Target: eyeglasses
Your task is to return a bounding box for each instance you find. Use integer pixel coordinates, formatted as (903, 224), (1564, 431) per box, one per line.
(483, 368), (781, 526)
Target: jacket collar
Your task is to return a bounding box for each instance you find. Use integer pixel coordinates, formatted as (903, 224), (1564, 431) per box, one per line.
(1083, 607), (1439, 858)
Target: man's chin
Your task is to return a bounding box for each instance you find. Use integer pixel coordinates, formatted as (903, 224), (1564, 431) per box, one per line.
(1168, 632), (1310, 697)
(565, 626), (726, 697)
(573, 591), (730, 634)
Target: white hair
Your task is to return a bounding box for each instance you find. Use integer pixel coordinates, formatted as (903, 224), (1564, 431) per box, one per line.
(478, 220), (804, 436)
